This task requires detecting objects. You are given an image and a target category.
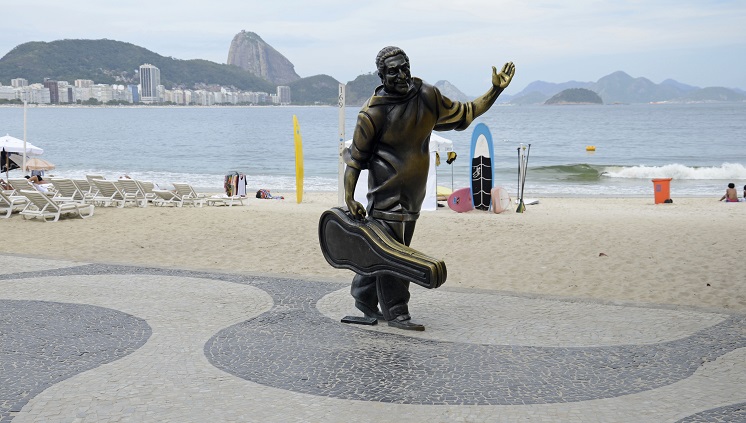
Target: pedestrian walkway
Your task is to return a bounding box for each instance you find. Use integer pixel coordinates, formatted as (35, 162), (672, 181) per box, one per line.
(1, 255), (744, 422)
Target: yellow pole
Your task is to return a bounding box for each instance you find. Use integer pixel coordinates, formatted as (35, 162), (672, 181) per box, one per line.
(293, 115), (304, 204)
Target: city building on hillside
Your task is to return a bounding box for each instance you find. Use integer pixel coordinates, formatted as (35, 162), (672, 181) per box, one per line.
(128, 85), (139, 103)
(21, 84), (51, 103)
(11, 78), (28, 88)
(139, 63), (161, 104)
(3, 66), (274, 106)
(43, 79), (60, 104)
(0, 86), (15, 100)
(277, 86), (290, 105)
(57, 81), (73, 103)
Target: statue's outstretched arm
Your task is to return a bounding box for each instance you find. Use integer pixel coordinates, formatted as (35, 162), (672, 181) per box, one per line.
(471, 61), (515, 117)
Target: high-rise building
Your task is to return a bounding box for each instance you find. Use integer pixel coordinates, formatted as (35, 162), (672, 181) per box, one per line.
(43, 79), (59, 104)
(277, 86), (291, 105)
(139, 63), (161, 104)
(11, 78), (28, 88)
(128, 85), (139, 103)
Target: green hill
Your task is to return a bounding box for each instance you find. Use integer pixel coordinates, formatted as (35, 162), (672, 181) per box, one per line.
(545, 88), (603, 105)
(288, 74), (340, 105)
(344, 73), (380, 106)
(0, 39), (275, 92)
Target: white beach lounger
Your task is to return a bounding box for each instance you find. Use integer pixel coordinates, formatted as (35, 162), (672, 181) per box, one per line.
(19, 189), (94, 222)
(0, 190), (29, 218)
(207, 194), (246, 207)
(171, 182), (206, 207)
(116, 178), (149, 207)
(151, 189), (183, 207)
(91, 179), (128, 208)
(50, 178), (86, 203)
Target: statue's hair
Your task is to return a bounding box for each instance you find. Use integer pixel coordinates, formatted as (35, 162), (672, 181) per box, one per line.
(375, 46), (409, 74)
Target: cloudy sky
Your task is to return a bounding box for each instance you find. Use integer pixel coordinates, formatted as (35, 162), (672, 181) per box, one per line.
(2, 0), (744, 95)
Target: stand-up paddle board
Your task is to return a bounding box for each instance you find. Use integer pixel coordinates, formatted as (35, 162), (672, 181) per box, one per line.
(447, 187), (473, 213)
(293, 115), (304, 203)
(490, 186), (511, 213)
(470, 123), (494, 211)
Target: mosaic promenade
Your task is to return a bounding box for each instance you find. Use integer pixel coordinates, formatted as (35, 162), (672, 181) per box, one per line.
(1, 255), (744, 422)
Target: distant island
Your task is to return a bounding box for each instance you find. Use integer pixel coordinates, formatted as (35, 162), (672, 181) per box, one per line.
(545, 88), (603, 105)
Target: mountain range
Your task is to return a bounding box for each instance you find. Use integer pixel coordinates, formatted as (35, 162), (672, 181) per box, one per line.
(1, 35), (744, 105)
(504, 72), (746, 104)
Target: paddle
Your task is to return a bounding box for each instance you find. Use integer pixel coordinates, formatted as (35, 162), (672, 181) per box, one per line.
(516, 144), (531, 213)
(516, 147), (522, 212)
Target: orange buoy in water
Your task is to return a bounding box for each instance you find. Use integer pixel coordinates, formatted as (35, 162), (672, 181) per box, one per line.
(586, 145), (596, 151)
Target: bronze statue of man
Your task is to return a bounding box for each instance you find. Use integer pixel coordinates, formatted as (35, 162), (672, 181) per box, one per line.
(344, 46), (515, 330)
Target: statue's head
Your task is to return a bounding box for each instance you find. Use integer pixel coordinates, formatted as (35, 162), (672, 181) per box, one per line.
(376, 46), (412, 96)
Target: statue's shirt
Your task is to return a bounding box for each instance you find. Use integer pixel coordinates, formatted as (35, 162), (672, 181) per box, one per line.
(345, 78), (477, 213)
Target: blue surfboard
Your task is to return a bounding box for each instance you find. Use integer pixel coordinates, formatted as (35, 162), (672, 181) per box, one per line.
(469, 123), (494, 211)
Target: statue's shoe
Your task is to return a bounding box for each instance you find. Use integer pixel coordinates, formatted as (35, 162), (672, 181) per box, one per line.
(387, 315), (425, 331)
(355, 301), (384, 320)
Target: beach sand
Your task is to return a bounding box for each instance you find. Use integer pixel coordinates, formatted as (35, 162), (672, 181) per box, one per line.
(2, 193), (744, 312)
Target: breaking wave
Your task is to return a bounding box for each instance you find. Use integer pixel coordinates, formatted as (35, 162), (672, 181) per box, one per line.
(601, 163), (746, 180)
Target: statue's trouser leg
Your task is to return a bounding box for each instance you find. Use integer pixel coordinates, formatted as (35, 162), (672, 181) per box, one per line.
(377, 275), (411, 321)
(375, 218), (417, 321)
(351, 274), (378, 312)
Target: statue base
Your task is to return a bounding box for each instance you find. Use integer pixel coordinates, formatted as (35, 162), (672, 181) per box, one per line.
(341, 315), (378, 325)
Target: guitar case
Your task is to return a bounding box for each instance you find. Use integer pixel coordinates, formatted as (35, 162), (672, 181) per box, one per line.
(318, 207), (447, 289)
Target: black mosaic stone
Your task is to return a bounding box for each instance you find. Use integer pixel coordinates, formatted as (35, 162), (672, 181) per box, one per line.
(676, 402), (746, 423)
(205, 278), (746, 405)
(0, 299), (151, 422)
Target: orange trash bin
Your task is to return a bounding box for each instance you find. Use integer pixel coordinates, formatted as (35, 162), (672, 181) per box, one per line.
(652, 178), (672, 204)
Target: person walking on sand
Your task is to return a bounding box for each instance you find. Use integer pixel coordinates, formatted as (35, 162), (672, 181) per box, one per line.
(719, 183), (738, 202)
(343, 46), (515, 331)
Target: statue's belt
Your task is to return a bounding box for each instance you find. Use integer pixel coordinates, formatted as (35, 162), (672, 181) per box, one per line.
(318, 207), (446, 289)
(369, 209), (420, 222)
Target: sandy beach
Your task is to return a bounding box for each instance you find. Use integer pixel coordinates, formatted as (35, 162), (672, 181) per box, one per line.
(2, 193), (744, 312)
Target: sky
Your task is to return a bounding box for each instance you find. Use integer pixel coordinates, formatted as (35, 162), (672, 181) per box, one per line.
(1, 0), (744, 95)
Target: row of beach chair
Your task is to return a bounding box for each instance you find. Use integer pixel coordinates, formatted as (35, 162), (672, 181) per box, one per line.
(1, 175), (245, 222)
(0, 189), (93, 222)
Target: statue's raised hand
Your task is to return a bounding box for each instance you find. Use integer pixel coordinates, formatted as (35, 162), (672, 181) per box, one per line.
(492, 62), (515, 89)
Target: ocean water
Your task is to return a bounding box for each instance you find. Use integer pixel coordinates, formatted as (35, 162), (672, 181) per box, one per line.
(0, 102), (744, 197)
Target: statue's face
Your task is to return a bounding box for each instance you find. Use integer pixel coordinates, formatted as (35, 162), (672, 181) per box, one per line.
(380, 54), (412, 96)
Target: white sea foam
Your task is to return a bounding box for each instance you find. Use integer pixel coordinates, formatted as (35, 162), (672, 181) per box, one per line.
(47, 168), (339, 193)
(602, 163), (746, 180)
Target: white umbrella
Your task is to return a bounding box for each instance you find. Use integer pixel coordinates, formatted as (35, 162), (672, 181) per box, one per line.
(0, 134), (44, 155)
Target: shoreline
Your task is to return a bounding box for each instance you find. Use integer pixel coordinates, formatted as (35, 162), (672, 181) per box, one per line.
(1, 193), (743, 313)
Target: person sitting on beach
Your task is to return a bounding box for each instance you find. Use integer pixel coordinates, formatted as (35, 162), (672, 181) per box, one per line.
(719, 183), (738, 202)
(24, 175), (53, 194)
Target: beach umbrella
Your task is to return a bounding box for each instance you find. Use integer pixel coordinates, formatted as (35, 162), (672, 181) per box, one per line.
(2, 148), (20, 174)
(14, 156), (55, 172)
(0, 134), (44, 155)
